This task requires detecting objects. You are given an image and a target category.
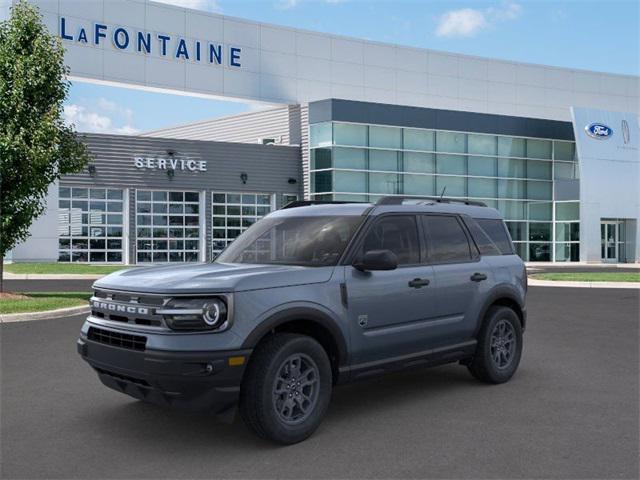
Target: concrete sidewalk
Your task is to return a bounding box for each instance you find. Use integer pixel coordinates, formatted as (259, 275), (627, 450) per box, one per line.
(528, 278), (640, 289)
(3, 272), (105, 280)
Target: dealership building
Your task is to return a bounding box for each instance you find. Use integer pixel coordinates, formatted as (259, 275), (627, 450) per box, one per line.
(4, 0), (639, 264)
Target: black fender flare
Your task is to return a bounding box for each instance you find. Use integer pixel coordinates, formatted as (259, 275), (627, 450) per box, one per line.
(475, 285), (526, 335)
(241, 306), (349, 367)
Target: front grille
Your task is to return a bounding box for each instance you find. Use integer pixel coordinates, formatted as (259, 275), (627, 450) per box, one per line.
(90, 289), (166, 329)
(88, 327), (147, 351)
(94, 367), (150, 386)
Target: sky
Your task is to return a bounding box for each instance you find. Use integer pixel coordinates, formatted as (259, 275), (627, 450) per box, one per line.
(64, 0), (639, 135)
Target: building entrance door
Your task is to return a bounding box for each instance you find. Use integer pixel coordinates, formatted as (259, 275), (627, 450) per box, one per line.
(601, 221), (619, 262)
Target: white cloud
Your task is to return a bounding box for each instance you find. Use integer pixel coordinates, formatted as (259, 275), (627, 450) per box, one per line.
(276, 0), (298, 10)
(435, 2), (522, 38)
(153, 0), (221, 13)
(64, 103), (139, 135)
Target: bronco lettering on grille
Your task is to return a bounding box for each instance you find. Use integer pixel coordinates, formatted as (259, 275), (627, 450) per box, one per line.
(91, 300), (149, 315)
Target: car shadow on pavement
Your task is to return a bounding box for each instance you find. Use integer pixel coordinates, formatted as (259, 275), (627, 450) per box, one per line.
(81, 363), (488, 450)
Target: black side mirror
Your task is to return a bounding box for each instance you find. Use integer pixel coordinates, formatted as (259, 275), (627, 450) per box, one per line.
(353, 249), (398, 271)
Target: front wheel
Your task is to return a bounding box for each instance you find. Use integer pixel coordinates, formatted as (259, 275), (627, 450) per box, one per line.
(467, 306), (523, 384)
(239, 333), (332, 444)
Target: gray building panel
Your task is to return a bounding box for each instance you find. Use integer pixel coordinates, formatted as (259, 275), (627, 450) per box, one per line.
(309, 99), (575, 140)
(142, 105), (301, 146)
(554, 180), (580, 201)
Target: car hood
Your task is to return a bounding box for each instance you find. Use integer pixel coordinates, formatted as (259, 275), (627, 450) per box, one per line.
(93, 262), (335, 294)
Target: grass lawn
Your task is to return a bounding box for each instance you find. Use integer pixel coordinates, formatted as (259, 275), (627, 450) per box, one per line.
(530, 272), (640, 283)
(4, 262), (126, 275)
(0, 292), (91, 315)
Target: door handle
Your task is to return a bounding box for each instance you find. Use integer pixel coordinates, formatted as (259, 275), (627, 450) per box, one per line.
(470, 272), (487, 282)
(408, 278), (430, 288)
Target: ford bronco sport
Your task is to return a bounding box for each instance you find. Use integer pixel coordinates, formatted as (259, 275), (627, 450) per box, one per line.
(78, 196), (527, 444)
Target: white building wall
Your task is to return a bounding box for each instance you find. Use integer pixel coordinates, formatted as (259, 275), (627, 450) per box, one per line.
(571, 108), (640, 263)
(20, 0), (639, 122)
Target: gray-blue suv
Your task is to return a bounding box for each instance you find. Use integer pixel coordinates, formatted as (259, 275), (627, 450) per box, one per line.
(78, 196), (527, 444)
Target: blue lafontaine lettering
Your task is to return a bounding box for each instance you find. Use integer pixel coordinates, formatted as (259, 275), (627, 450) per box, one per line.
(175, 38), (189, 59)
(60, 17), (73, 40)
(157, 34), (170, 56)
(209, 43), (222, 64)
(113, 27), (129, 49)
(230, 47), (241, 67)
(195, 41), (201, 62)
(137, 32), (151, 53)
(94, 24), (107, 45)
(77, 27), (88, 43)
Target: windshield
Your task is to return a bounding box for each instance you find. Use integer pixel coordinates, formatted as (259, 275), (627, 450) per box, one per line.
(216, 215), (363, 267)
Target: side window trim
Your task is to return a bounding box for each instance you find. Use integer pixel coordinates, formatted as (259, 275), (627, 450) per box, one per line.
(343, 213), (424, 268)
(422, 213), (479, 266)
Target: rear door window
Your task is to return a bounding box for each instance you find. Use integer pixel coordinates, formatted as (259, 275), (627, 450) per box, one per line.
(464, 218), (501, 256)
(422, 215), (472, 264)
(475, 218), (514, 254)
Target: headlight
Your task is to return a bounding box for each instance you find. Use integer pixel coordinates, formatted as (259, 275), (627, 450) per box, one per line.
(158, 297), (229, 331)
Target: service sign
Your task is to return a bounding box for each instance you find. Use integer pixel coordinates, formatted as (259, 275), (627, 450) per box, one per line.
(134, 156), (207, 172)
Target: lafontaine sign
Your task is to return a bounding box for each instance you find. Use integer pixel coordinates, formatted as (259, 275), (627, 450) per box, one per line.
(59, 17), (242, 68)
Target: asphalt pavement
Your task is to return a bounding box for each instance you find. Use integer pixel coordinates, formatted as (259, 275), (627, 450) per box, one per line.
(1, 287), (639, 479)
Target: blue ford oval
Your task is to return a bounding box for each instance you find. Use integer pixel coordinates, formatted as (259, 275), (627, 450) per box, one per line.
(585, 123), (613, 139)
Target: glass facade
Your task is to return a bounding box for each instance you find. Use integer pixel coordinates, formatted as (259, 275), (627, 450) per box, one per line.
(58, 187), (124, 263)
(309, 121), (580, 261)
(212, 192), (274, 257)
(136, 190), (200, 263)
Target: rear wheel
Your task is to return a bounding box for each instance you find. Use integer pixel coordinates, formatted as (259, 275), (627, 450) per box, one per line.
(239, 333), (332, 444)
(467, 306), (522, 384)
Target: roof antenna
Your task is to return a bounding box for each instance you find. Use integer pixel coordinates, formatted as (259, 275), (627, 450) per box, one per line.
(439, 186), (447, 202)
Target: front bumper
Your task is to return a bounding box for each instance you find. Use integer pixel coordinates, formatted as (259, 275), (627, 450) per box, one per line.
(77, 329), (252, 415)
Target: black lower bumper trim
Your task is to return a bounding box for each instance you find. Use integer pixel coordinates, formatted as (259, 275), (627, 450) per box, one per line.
(77, 336), (251, 414)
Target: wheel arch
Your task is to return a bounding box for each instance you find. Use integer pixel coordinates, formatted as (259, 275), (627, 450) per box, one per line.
(241, 307), (349, 383)
(476, 286), (526, 334)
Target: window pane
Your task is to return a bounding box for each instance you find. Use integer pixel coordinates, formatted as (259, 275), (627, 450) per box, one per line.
(498, 158), (525, 178)
(556, 202), (579, 221)
(506, 222), (526, 241)
(369, 150), (398, 172)
(369, 125), (402, 149)
(555, 222), (580, 242)
(555, 242), (579, 262)
(334, 148), (366, 169)
(423, 215), (471, 263)
(529, 222), (551, 242)
(468, 134), (497, 156)
(498, 200), (526, 220)
(529, 243), (551, 261)
(107, 189), (123, 200)
(498, 179), (526, 199)
(361, 216), (420, 265)
(498, 137), (525, 157)
(312, 171), (332, 193)
(403, 174), (435, 196)
(436, 176), (466, 197)
(554, 141), (575, 161)
(468, 156), (497, 176)
(334, 123), (367, 146)
(436, 131), (466, 153)
(334, 171), (367, 193)
(369, 173), (400, 194)
(527, 181), (552, 200)
(404, 129), (434, 151)
(554, 162), (578, 180)
(436, 154), (466, 175)
(310, 122), (332, 147)
(469, 178), (497, 198)
(527, 160), (552, 180)
(404, 152), (435, 173)
(311, 148), (332, 170)
(528, 202), (552, 221)
(527, 139), (552, 159)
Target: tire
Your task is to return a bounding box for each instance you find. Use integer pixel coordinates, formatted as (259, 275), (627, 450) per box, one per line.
(467, 306), (523, 384)
(239, 333), (332, 445)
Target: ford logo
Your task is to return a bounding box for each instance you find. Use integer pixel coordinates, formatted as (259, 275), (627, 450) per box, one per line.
(585, 123), (613, 139)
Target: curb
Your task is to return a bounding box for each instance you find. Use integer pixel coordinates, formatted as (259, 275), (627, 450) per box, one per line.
(528, 278), (640, 289)
(4, 273), (104, 280)
(0, 305), (90, 324)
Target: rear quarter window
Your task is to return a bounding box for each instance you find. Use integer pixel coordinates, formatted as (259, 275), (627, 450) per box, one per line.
(474, 218), (515, 255)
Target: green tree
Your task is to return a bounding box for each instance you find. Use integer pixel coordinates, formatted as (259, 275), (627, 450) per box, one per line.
(0, 1), (90, 291)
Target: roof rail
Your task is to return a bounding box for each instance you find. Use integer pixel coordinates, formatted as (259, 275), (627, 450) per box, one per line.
(281, 200), (363, 209)
(375, 196), (487, 207)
